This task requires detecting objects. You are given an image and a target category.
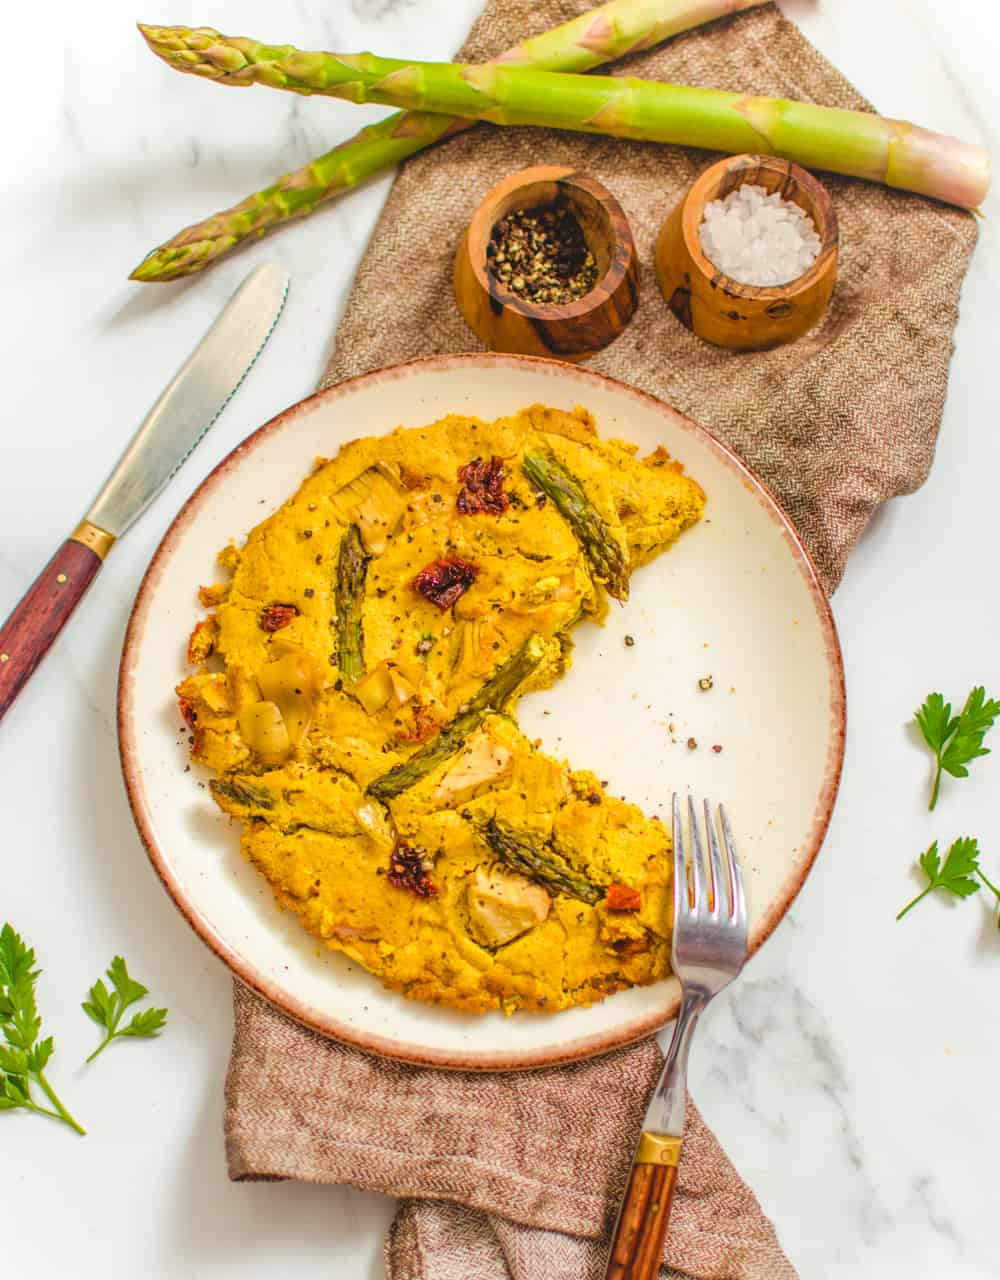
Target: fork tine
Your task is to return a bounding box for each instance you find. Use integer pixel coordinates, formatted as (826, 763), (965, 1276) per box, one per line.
(702, 798), (726, 917)
(719, 803), (747, 929)
(686, 795), (706, 913)
(672, 794), (688, 919)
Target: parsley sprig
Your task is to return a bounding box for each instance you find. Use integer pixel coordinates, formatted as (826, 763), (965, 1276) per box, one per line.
(0, 924), (85, 1135)
(896, 837), (982, 920)
(82, 956), (167, 1063)
(897, 836), (1000, 927)
(915, 686), (1000, 810)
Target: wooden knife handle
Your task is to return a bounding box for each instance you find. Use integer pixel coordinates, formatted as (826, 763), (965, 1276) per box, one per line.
(0, 537), (106, 723)
(604, 1158), (679, 1280)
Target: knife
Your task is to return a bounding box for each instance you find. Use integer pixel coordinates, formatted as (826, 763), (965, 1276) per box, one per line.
(0, 260), (289, 724)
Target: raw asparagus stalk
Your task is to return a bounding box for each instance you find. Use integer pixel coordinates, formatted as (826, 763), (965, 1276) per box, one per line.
(522, 452), (629, 601)
(139, 26), (991, 210)
(336, 524), (368, 684)
(131, 1), (769, 280)
(367, 633), (547, 801)
(481, 818), (602, 904)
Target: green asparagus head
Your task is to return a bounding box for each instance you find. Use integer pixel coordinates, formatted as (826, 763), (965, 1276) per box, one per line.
(138, 25), (251, 81)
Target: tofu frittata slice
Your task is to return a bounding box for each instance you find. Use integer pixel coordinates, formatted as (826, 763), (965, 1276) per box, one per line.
(176, 404), (704, 1013)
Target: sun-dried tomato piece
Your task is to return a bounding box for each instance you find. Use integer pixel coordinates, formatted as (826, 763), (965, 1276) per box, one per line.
(457, 456), (509, 516)
(178, 697), (198, 731)
(387, 844), (437, 898)
(259, 603), (299, 633)
(605, 884), (642, 912)
(413, 558), (477, 610)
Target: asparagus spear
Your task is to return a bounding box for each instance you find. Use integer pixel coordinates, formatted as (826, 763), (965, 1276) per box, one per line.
(336, 524), (368, 684)
(211, 773), (369, 836)
(481, 818), (602, 905)
(131, 1), (770, 281)
(367, 633), (547, 801)
(522, 452), (629, 601)
(139, 26), (990, 211)
(210, 777), (275, 813)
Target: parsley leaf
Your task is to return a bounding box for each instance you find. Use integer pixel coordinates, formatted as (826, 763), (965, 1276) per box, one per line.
(915, 687), (1000, 810)
(0, 924), (85, 1134)
(82, 956), (167, 1064)
(897, 837), (982, 920)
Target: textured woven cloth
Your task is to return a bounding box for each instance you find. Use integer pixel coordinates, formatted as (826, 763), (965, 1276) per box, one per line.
(227, 983), (796, 1279)
(226, 2), (978, 1277)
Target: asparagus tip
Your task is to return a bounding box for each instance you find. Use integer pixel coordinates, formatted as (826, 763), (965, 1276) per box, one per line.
(128, 257), (156, 282)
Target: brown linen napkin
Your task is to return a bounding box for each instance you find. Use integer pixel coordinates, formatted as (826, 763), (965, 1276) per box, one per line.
(225, 2), (978, 1276)
(227, 983), (796, 1280)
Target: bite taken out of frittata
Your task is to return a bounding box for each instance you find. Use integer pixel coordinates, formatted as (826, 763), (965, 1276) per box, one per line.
(176, 403), (705, 1014)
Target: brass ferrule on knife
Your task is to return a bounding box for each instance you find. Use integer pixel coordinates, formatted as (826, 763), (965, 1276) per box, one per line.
(70, 520), (117, 562)
(635, 1132), (683, 1167)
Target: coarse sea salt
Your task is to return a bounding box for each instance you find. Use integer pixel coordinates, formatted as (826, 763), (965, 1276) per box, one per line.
(698, 184), (821, 287)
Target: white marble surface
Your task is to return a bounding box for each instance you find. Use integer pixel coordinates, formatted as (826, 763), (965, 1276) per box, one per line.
(2, 2), (998, 1276)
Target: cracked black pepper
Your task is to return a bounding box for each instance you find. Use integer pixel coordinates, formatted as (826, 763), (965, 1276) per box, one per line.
(486, 206), (598, 305)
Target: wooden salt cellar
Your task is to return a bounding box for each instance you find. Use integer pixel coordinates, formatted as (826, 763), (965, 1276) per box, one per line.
(455, 165), (639, 362)
(655, 154), (838, 351)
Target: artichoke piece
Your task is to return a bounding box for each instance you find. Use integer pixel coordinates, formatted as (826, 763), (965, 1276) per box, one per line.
(466, 867), (551, 948)
(353, 661), (417, 715)
(522, 452), (629, 600)
(433, 732), (512, 805)
(388, 666), (417, 707)
(353, 662), (393, 714)
(448, 618), (481, 676)
(330, 461), (406, 554)
(238, 701), (291, 765)
(335, 523), (368, 684)
(258, 649), (324, 746)
(367, 633), (546, 802)
(481, 818), (602, 906)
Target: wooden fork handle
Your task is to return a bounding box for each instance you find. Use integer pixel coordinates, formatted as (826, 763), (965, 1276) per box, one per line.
(0, 525), (114, 723)
(604, 1138), (681, 1280)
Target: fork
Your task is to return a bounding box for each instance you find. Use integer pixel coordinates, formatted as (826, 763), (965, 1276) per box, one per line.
(604, 795), (749, 1280)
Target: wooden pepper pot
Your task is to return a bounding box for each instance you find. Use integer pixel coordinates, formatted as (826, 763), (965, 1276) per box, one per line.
(455, 165), (639, 362)
(655, 154), (838, 351)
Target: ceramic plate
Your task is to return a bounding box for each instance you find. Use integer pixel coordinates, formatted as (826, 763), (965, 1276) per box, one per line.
(119, 353), (844, 1070)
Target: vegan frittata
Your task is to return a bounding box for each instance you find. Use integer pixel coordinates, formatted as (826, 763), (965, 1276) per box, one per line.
(177, 404), (704, 1013)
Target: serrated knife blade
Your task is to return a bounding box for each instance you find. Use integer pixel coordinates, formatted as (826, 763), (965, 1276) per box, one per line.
(89, 260), (289, 537)
(0, 260), (290, 724)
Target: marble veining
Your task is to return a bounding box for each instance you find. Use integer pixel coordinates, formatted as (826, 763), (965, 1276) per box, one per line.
(2, 2), (998, 1278)
(350, 0), (424, 21)
(910, 1174), (966, 1251)
(700, 976), (892, 1240)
